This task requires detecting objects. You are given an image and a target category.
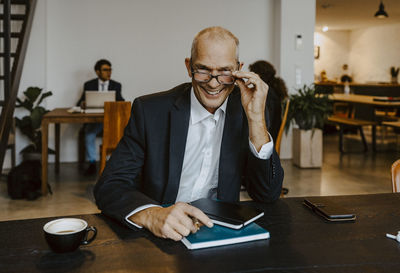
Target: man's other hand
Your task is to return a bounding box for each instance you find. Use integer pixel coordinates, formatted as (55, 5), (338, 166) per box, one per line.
(233, 71), (270, 150)
(129, 202), (213, 241)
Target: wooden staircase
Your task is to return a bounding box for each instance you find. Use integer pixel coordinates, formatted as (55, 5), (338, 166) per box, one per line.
(0, 0), (36, 173)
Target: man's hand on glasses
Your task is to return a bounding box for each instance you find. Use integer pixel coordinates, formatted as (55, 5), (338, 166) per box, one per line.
(232, 71), (269, 118)
(232, 71), (270, 149)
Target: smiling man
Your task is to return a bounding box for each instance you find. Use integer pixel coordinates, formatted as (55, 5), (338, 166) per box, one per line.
(94, 26), (284, 241)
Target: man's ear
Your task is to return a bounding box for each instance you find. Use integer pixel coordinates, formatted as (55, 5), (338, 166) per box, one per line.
(185, 58), (192, 77)
(95, 70), (101, 77)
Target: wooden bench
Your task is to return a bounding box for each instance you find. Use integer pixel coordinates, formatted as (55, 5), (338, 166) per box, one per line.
(327, 116), (378, 153)
(382, 121), (400, 129)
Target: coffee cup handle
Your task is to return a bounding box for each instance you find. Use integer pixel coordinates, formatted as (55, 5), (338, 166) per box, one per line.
(82, 226), (97, 245)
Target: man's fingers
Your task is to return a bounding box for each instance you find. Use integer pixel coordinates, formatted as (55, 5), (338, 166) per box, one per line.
(146, 203), (214, 241)
(233, 72), (260, 89)
(185, 204), (213, 228)
(176, 212), (199, 233)
(233, 71), (257, 79)
(235, 78), (247, 89)
(172, 222), (191, 238)
(244, 77), (257, 87)
(162, 225), (183, 241)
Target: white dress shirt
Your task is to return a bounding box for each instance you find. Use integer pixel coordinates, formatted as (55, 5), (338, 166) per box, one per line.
(175, 90), (227, 202)
(98, 79), (109, 91)
(126, 88), (274, 228)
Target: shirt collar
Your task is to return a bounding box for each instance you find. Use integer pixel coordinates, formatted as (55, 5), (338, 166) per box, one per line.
(190, 87), (228, 125)
(98, 79), (109, 85)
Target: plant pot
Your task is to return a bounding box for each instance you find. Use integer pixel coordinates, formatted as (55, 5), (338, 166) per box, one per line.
(292, 128), (322, 168)
(391, 76), (398, 84)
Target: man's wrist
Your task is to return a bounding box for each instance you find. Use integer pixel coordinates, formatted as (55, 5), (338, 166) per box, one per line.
(126, 205), (161, 228)
(246, 112), (265, 123)
(129, 207), (152, 228)
(248, 120), (270, 151)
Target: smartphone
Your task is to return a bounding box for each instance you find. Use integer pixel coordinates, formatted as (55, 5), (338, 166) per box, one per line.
(303, 198), (356, 222)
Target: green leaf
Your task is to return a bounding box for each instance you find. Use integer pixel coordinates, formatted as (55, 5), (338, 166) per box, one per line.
(15, 86), (53, 153)
(31, 106), (47, 129)
(23, 87), (42, 103)
(36, 91), (53, 107)
(285, 84), (332, 132)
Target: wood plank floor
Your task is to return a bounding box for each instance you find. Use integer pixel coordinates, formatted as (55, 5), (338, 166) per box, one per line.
(1, 133), (399, 222)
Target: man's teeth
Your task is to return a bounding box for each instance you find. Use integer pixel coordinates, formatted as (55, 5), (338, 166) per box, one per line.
(206, 90), (222, 95)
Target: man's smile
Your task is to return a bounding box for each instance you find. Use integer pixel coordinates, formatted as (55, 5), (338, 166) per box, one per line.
(200, 85), (225, 96)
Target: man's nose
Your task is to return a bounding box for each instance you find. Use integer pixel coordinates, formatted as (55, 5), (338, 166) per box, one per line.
(207, 76), (220, 88)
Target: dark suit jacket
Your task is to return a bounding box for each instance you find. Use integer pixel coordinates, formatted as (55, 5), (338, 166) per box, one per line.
(94, 83), (284, 226)
(76, 78), (124, 106)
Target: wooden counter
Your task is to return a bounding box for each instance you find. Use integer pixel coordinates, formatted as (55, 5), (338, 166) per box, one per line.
(315, 82), (400, 96)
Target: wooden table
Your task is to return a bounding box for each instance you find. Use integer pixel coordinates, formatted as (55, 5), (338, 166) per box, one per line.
(382, 121), (400, 128)
(329, 93), (400, 107)
(329, 94), (400, 152)
(41, 108), (103, 195)
(1, 194), (400, 272)
(316, 82), (400, 97)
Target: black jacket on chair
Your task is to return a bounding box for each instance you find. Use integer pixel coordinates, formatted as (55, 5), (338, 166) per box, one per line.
(76, 78), (124, 106)
(94, 83), (284, 227)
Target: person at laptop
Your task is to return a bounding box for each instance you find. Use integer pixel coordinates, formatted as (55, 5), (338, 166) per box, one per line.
(77, 59), (124, 175)
(94, 27), (283, 240)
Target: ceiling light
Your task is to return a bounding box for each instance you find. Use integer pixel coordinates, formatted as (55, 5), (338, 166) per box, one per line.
(374, 1), (388, 18)
(322, 26), (329, 32)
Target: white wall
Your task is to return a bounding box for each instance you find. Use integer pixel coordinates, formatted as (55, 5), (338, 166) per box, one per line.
(349, 23), (400, 83)
(314, 23), (400, 83)
(12, 0), (276, 165)
(275, 0), (316, 159)
(314, 30), (350, 81)
(6, 0), (316, 167)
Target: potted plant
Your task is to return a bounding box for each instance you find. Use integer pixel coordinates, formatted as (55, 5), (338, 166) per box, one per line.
(15, 86), (53, 160)
(285, 84), (332, 168)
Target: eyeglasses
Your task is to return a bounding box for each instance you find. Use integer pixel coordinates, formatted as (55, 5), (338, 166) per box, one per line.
(101, 68), (112, 72)
(191, 68), (235, 85)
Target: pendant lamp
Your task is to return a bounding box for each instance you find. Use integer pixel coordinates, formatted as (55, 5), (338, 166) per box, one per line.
(374, 1), (388, 18)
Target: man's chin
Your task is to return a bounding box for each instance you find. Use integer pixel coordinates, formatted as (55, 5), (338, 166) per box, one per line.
(201, 93), (228, 112)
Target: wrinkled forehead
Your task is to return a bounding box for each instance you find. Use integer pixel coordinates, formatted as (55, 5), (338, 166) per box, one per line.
(193, 37), (238, 69)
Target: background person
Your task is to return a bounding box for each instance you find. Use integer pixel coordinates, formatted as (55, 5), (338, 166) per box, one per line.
(340, 64), (353, 83)
(77, 59), (124, 175)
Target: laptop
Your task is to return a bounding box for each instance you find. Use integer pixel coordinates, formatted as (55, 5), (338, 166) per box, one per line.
(84, 91), (116, 113)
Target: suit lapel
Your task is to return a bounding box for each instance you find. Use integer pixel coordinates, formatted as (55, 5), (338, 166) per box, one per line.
(162, 84), (191, 204)
(218, 88), (243, 201)
(108, 80), (115, 91)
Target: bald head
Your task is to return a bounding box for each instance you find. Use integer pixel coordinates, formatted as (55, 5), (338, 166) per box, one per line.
(190, 26), (239, 62)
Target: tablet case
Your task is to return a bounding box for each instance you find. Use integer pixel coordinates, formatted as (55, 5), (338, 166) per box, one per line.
(190, 198), (264, 229)
(303, 198), (356, 222)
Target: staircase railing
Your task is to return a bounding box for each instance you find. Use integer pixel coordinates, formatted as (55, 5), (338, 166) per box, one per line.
(0, 0), (37, 173)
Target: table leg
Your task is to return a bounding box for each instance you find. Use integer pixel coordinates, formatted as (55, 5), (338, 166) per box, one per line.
(55, 123), (60, 173)
(339, 125), (344, 153)
(372, 125), (377, 152)
(41, 121), (49, 195)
